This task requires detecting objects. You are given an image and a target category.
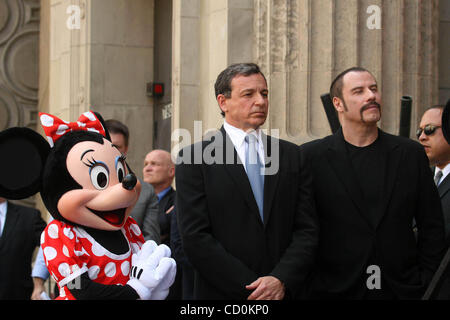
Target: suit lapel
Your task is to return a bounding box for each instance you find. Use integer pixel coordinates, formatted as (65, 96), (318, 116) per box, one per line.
(261, 132), (280, 227)
(0, 202), (20, 250)
(326, 129), (371, 227)
(438, 173), (450, 198)
(375, 131), (401, 228)
(218, 127), (263, 225)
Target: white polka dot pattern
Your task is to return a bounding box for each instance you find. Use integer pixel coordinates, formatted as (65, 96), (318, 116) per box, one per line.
(40, 218), (144, 300)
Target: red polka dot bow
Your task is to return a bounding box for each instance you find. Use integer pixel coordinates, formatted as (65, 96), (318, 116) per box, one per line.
(39, 111), (106, 147)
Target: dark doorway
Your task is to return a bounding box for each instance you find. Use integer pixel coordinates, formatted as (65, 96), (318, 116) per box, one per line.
(153, 0), (173, 152)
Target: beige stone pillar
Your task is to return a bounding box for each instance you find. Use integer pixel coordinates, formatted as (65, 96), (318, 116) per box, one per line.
(172, 0), (254, 152)
(46, 0), (155, 177)
(254, 0), (440, 144)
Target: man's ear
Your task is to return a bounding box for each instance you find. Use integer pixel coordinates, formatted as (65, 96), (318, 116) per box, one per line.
(169, 165), (175, 178)
(217, 94), (228, 115)
(333, 97), (345, 113)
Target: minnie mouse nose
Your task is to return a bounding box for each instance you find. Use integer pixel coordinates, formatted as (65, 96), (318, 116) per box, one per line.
(122, 173), (137, 190)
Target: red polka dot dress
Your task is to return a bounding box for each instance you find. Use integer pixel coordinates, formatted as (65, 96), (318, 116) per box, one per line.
(41, 217), (145, 300)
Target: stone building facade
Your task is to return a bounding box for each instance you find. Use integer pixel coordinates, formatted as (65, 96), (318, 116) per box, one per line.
(1, 0), (449, 180)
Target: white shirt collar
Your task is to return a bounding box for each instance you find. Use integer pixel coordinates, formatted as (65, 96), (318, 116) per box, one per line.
(223, 120), (265, 170)
(436, 163), (450, 182)
(0, 201), (7, 235)
(0, 201), (7, 218)
(223, 120), (263, 148)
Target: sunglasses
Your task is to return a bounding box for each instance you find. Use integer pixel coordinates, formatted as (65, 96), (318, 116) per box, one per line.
(416, 125), (441, 139)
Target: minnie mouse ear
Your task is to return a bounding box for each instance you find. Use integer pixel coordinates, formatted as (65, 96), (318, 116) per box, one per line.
(0, 127), (50, 199)
(93, 111), (111, 141)
(442, 99), (450, 145)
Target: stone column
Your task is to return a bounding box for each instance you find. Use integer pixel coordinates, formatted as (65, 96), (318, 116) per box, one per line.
(45, 0), (155, 177)
(172, 0), (254, 153)
(254, 0), (440, 144)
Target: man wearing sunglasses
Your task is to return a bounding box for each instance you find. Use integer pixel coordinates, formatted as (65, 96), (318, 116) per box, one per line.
(418, 105), (450, 244)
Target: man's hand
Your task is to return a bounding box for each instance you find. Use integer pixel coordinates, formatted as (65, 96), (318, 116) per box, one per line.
(31, 277), (46, 300)
(245, 276), (285, 300)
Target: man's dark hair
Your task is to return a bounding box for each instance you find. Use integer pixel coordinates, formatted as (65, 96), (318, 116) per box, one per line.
(214, 63), (267, 117)
(104, 119), (129, 147)
(330, 67), (373, 100)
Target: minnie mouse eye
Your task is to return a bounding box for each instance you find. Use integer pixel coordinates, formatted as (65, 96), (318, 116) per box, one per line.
(90, 164), (109, 190)
(116, 161), (125, 183)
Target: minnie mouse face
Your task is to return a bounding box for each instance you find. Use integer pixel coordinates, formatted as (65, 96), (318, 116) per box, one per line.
(0, 111), (141, 232)
(57, 137), (141, 231)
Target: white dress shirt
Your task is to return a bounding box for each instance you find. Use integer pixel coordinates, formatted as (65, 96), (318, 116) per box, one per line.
(223, 120), (265, 173)
(0, 200), (7, 237)
(435, 163), (450, 187)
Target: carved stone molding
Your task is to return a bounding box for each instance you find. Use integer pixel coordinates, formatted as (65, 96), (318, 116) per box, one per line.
(0, 0), (39, 131)
(0, 0), (23, 46)
(1, 30), (39, 101)
(0, 86), (21, 129)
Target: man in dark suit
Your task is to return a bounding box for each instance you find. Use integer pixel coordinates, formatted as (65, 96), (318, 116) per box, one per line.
(418, 104), (450, 299)
(300, 67), (446, 299)
(176, 63), (318, 300)
(418, 105), (450, 244)
(0, 197), (46, 299)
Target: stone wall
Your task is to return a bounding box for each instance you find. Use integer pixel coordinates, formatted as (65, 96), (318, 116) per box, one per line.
(172, 0), (441, 148)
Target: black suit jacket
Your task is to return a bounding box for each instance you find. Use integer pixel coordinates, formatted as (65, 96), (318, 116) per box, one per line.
(300, 128), (446, 299)
(176, 127), (318, 299)
(0, 202), (46, 300)
(437, 172), (450, 245)
(434, 169), (450, 299)
(158, 187), (175, 246)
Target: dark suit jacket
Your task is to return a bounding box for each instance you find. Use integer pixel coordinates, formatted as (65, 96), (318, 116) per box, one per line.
(158, 187), (175, 246)
(300, 128), (446, 299)
(157, 187), (182, 299)
(170, 206), (194, 300)
(130, 178), (160, 243)
(0, 202), (46, 300)
(176, 127), (318, 299)
(434, 169), (450, 299)
(437, 172), (450, 245)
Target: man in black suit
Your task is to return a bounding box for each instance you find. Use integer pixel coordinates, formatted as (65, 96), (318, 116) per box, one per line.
(300, 67), (446, 299)
(176, 63), (318, 299)
(418, 104), (450, 299)
(418, 105), (450, 244)
(0, 197), (46, 299)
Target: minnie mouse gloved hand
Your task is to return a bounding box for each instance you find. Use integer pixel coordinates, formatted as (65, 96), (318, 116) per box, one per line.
(127, 240), (176, 300)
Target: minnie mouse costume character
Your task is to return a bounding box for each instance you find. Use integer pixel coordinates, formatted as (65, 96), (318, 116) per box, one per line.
(0, 111), (176, 300)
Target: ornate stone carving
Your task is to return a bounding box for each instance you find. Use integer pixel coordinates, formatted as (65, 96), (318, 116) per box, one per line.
(1, 30), (39, 101)
(0, 86), (20, 130)
(0, 0), (39, 131)
(0, 0), (22, 46)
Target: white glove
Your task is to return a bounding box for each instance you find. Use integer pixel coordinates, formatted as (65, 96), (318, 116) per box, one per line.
(148, 257), (177, 300)
(127, 240), (177, 300)
(127, 240), (157, 299)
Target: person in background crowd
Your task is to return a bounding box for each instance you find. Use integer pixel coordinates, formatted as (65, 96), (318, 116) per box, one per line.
(418, 105), (450, 244)
(0, 197), (46, 299)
